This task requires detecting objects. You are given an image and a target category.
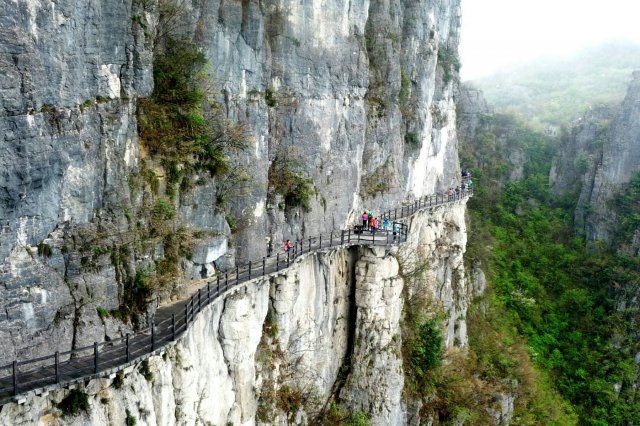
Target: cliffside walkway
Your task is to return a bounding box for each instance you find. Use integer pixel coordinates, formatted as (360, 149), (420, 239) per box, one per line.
(0, 186), (472, 406)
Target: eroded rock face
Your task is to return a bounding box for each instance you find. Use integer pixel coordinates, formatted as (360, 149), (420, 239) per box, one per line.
(0, 0), (463, 369)
(0, 201), (470, 425)
(177, 0), (463, 261)
(0, 0), (154, 364)
(552, 71), (640, 247)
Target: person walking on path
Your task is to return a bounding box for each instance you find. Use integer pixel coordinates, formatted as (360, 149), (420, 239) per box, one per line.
(392, 222), (399, 241)
(284, 239), (293, 252)
(383, 217), (390, 231)
(447, 187), (453, 201)
(362, 211), (368, 229)
(370, 217), (377, 236)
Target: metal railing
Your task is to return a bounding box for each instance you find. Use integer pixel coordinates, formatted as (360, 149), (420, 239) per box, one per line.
(0, 187), (472, 405)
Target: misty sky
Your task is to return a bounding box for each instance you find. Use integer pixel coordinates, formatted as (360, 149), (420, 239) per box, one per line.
(459, 0), (640, 80)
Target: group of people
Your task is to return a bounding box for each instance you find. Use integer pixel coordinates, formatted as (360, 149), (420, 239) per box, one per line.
(447, 169), (473, 201)
(279, 211), (401, 254)
(361, 211), (393, 235)
(277, 174), (480, 254)
(362, 211), (400, 239)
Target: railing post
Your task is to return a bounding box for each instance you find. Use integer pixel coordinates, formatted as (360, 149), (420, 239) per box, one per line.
(151, 322), (156, 351)
(386, 230), (389, 245)
(287, 251), (290, 267)
(198, 289), (202, 313)
(401, 206), (404, 217)
(309, 237), (312, 253)
(262, 257), (266, 276)
(207, 282), (211, 302)
(248, 261), (252, 280)
(330, 231), (333, 246)
(126, 333), (130, 362)
(236, 265), (239, 282)
(276, 253), (280, 271)
(319, 235), (322, 249)
(225, 272), (228, 288)
(358, 228), (360, 243)
(395, 208), (397, 219)
(348, 229), (351, 243)
(94, 342), (99, 374)
(172, 314), (176, 341)
(55, 351), (60, 384)
(217, 275), (220, 294)
(341, 230), (345, 245)
(12, 360), (17, 396)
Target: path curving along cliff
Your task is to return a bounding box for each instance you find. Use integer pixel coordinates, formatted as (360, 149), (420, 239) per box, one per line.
(0, 188), (471, 407)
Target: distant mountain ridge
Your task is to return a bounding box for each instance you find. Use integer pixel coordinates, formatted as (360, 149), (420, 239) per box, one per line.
(467, 41), (640, 128)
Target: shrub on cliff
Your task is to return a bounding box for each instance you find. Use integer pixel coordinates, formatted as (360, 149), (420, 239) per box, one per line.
(57, 389), (90, 417)
(138, 37), (247, 193)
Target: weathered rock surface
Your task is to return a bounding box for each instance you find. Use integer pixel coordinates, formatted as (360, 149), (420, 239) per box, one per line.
(551, 71), (640, 247)
(0, 201), (470, 425)
(0, 0), (464, 370)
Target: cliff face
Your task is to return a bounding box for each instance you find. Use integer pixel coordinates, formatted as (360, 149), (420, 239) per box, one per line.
(0, 203), (470, 425)
(0, 0), (154, 364)
(201, 0), (462, 260)
(0, 0), (463, 372)
(455, 86), (531, 183)
(551, 71), (640, 248)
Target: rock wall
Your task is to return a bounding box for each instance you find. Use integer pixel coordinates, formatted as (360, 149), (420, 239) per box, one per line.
(455, 85), (529, 183)
(0, 201), (470, 425)
(0, 0), (463, 368)
(551, 71), (640, 247)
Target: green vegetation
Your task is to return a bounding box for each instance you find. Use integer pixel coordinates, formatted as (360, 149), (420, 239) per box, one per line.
(37, 242), (53, 257)
(463, 113), (640, 424)
(96, 306), (108, 320)
(112, 371), (125, 389)
(80, 99), (95, 112)
(404, 131), (420, 150)
(126, 409), (137, 426)
(268, 147), (314, 213)
(139, 360), (153, 382)
(361, 160), (394, 198)
(57, 389), (90, 416)
(265, 86), (278, 107)
(113, 269), (153, 325)
(437, 46), (461, 84)
(137, 37), (247, 194)
(317, 403), (371, 426)
(613, 173), (640, 248)
(125, 16), (248, 310)
(399, 69), (410, 105)
(470, 41), (640, 127)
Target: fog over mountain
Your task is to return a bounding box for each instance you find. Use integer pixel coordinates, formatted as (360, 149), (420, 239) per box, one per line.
(460, 0), (640, 80)
(465, 41), (640, 128)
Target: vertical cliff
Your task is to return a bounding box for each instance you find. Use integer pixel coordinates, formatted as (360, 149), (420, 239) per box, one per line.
(551, 71), (640, 249)
(0, 0), (463, 372)
(0, 0), (472, 423)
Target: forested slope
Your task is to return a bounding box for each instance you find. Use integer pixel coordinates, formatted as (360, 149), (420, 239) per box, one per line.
(459, 88), (640, 424)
